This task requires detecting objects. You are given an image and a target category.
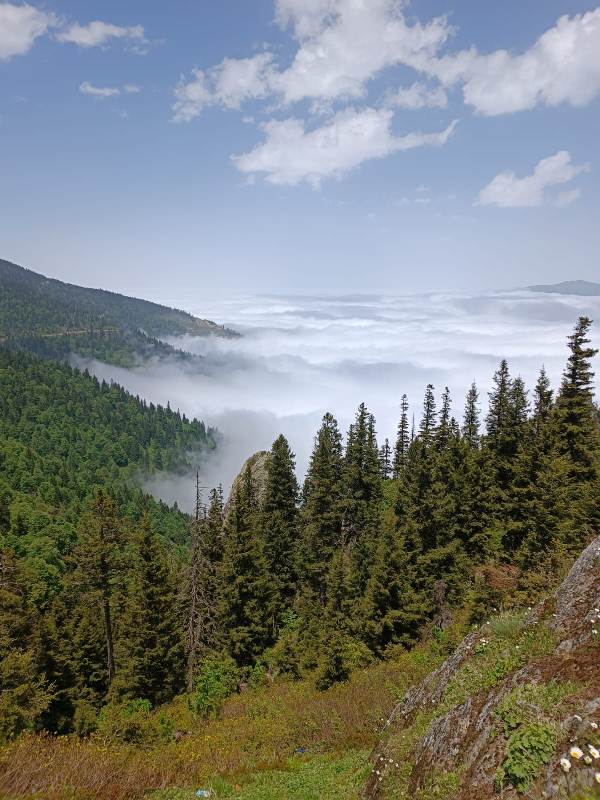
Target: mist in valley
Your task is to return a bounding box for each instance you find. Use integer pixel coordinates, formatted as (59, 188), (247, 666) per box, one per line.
(73, 288), (600, 511)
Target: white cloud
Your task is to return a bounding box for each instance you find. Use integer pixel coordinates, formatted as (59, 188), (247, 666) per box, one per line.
(79, 81), (142, 99)
(555, 188), (581, 208)
(274, 0), (339, 39)
(477, 151), (590, 208)
(233, 108), (457, 187)
(0, 2), (55, 60)
(272, 0), (451, 104)
(57, 20), (148, 51)
(172, 69), (212, 122)
(173, 54), (275, 122)
(384, 82), (447, 110)
(428, 8), (600, 115)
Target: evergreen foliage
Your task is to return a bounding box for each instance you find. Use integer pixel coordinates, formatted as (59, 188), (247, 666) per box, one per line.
(1, 315), (599, 740)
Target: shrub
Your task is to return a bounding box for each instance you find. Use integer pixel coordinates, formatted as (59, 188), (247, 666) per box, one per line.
(501, 722), (557, 792)
(190, 656), (240, 719)
(97, 698), (169, 744)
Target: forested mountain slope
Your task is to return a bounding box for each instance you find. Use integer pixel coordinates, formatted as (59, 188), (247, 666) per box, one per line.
(0, 348), (216, 605)
(0, 258), (233, 338)
(0, 258), (237, 365)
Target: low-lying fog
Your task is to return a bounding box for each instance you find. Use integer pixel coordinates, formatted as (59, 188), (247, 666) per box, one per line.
(75, 290), (600, 510)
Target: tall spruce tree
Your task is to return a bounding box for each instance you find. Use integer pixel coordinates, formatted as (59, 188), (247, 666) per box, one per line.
(393, 394), (410, 477)
(486, 359), (512, 445)
(436, 387), (452, 449)
(184, 475), (218, 692)
(463, 382), (481, 448)
(419, 385), (437, 447)
(379, 438), (392, 479)
(112, 515), (183, 705)
(554, 316), (600, 479)
(72, 491), (123, 686)
(533, 367), (554, 439)
(299, 413), (344, 603)
(218, 465), (274, 666)
(261, 435), (299, 629)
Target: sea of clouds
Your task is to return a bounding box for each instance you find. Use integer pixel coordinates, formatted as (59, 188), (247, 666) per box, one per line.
(74, 289), (600, 510)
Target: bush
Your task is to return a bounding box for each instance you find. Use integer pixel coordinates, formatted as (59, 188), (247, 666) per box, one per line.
(501, 722), (557, 792)
(97, 698), (171, 744)
(191, 656), (240, 719)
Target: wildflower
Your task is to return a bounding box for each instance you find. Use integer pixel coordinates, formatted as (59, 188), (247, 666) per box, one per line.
(592, 629), (598, 635)
(591, 722), (598, 730)
(595, 772), (600, 784)
(560, 758), (571, 772)
(574, 715), (583, 722)
(589, 745), (600, 759)
(585, 756), (593, 764)
(570, 746), (584, 760)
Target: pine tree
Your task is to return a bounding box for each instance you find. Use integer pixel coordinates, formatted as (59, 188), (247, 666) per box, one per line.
(393, 394), (410, 477)
(0, 550), (53, 741)
(554, 317), (599, 479)
(218, 465), (274, 666)
(486, 359), (512, 444)
(379, 438), (392, 479)
(72, 490), (123, 686)
(436, 387), (452, 449)
(342, 406), (382, 594)
(299, 413), (344, 603)
(359, 527), (423, 655)
(314, 547), (356, 691)
(184, 474), (218, 692)
(261, 435), (299, 629)
(419, 385), (437, 447)
(532, 367), (553, 438)
(463, 382), (480, 448)
(112, 515), (183, 705)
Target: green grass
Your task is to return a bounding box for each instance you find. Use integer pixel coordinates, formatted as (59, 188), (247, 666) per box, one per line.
(148, 750), (369, 800)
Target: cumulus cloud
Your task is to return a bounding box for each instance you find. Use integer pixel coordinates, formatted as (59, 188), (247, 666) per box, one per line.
(384, 82), (447, 110)
(271, 0), (451, 104)
(0, 2), (55, 60)
(477, 151), (590, 208)
(56, 20), (148, 51)
(428, 8), (600, 115)
(79, 81), (141, 99)
(233, 108), (457, 186)
(173, 54), (275, 122)
(175, 4), (600, 120)
(173, 1), (451, 118)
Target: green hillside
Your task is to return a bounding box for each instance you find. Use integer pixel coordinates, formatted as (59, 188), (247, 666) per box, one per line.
(0, 347), (216, 604)
(0, 258), (234, 339)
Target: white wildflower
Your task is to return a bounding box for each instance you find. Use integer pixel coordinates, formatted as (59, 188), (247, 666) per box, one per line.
(585, 756), (593, 764)
(589, 745), (600, 759)
(595, 771), (600, 785)
(570, 746), (584, 760)
(590, 722), (598, 730)
(560, 758), (572, 772)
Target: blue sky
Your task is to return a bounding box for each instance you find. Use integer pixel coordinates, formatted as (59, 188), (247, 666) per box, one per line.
(1, 0), (599, 298)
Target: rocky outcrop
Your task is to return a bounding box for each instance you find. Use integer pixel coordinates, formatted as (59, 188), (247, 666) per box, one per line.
(364, 536), (600, 800)
(223, 450), (271, 520)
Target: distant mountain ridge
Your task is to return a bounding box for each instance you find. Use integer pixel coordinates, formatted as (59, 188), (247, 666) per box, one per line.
(528, 279), (600, 296)
(0, 258), (237, 338)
